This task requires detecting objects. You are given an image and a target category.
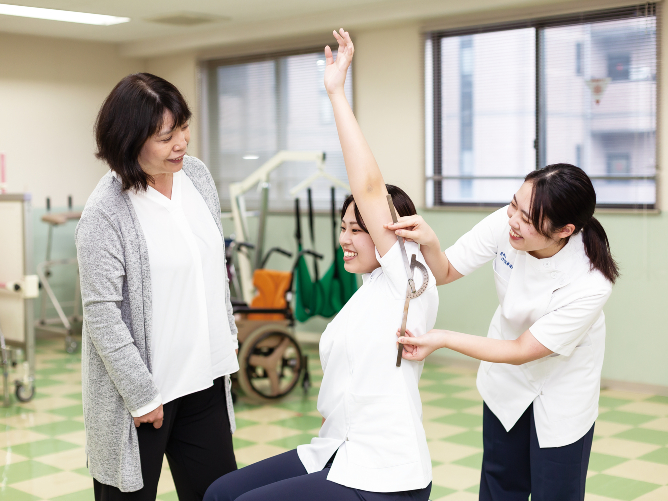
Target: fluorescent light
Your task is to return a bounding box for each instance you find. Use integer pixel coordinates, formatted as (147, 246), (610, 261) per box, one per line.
(243, 155), (259, 160)
(0, 4), (129, 25)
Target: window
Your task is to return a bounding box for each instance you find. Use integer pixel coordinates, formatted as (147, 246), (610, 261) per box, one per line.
(201, 49), (353, 211)
(426, 4), (657, 208)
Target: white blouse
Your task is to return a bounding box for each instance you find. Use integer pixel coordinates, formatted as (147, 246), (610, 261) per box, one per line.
(297, 241), (439, 493)
(445, 207), (612, 448)
(123, 169), (239, 416)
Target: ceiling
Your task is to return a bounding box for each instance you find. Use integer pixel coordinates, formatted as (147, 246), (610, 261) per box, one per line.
(0, 0), (636, 57)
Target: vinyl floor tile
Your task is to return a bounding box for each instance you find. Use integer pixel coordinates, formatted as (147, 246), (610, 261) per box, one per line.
(592, 437), (661, 459)
(1, 429), (50, 447)
(431, 463), (481, 490)
(0, 412), (67, 429)
(1, 459), (62, 483)
(600, 390), (653, 401)
(422, 421), (468, 440)
(641, 417), (668, 432)
(234, 444), (289, 466)
(34, 447), (87, 471)
(617, 401), (668, 418)
(0, 448), (28, 466)
(594, 420), (634, 438)
(428, 440), (482, 463)
(637, 447), (668, 465)
(10, 471), (93, 499)
(603, 459), (668, 485)
(586, 473), (660, 501)
(234, 407), (299, 423)
(233, 424), (302, 442)
(2, 338), (666, 501)
(633, 486), (668, 501)
(439, 492), (479, 501)
(55, 430), (87, 447)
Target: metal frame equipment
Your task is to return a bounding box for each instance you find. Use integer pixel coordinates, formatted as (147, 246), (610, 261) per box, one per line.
(229, 150), (349, 304)
(35, 197), (82, 353)
(0, 193), (38, 405)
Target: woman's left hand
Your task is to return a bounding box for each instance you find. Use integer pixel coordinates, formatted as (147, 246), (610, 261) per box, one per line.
(396, 329), (443, 361)
(324, 29), (354, 96)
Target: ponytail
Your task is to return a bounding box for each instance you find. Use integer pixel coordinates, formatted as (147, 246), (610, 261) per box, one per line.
(581, 217), (620, 284)
(525, 164), (620, 284)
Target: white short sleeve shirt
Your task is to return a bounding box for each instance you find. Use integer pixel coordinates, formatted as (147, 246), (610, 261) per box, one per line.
(125, 170), (239, 414)
(297, 241), (439, 492)
(445, 207), (612, 447)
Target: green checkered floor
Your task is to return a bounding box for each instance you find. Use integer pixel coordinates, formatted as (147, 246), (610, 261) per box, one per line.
(1, 338), (667, 500)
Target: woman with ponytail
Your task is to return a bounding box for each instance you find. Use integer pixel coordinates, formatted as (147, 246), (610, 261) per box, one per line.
(387, 163), (618, 501)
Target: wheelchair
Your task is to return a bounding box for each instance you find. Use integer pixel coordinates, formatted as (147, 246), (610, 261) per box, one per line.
(227, 241), (323, 403)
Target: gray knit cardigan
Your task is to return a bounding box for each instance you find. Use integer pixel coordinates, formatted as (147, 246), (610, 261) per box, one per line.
(76, 156), (237, 492)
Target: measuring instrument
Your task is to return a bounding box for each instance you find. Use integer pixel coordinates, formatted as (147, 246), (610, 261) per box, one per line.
(386, 195), (429, 367)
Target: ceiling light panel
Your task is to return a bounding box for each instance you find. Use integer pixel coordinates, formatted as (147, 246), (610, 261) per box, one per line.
(0, 4), (129, 25)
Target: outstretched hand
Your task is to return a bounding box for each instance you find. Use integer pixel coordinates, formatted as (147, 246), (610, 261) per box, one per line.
(324, 29), (354, 96)
(397, 329), (442, 362)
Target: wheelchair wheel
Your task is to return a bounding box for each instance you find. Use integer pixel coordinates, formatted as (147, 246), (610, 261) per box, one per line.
(237, 324), (303, 403)
(15, 381), (35, 403)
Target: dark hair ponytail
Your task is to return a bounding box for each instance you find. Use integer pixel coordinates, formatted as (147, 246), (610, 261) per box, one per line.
(525, 164), (619, 284)
(581, 217), (619, 284)
(341, 184), (416, 233)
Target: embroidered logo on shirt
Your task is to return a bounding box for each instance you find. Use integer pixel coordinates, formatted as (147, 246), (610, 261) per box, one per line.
(500, 251), (513, 269)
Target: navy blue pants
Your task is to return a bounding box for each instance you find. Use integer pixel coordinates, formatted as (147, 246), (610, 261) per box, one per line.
(480, 402), (595, 501)
(203, 449), (431, 501)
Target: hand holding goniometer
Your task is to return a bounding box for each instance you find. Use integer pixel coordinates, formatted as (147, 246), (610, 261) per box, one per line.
(386, 195), (429, 367)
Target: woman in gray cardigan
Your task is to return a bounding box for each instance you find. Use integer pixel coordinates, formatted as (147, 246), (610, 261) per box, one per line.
(77, 73), (238, 500)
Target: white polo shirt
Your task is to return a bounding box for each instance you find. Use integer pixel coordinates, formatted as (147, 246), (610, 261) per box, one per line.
(123, 169), (239, 415)
(297, 241), (439, 492)
(445, 207), (612, 448)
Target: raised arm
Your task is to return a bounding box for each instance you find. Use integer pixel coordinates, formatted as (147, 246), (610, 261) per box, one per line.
(324, 29), (396, 257)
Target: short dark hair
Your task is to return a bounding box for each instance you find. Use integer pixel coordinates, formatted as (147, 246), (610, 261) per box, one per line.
(340, 184), (417, 233)
(94, 73), (192, 192)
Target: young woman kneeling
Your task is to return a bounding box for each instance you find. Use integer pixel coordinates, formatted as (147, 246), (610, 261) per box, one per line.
(203, 29), (437, 501)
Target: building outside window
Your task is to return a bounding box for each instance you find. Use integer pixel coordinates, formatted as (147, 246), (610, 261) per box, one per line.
(201, 49), (353, 211)
(425, 4), (657, 208)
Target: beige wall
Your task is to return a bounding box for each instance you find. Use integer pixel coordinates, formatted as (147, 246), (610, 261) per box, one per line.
(0, 35), (206, 209)
(0, 33), (145, 209)
(354, 24), (425, 207)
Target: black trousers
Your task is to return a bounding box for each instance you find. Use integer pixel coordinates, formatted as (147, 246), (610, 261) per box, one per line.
(94, 377), (237, 501)
(203, 449), (431, 501)
(479, 402), (595, 501)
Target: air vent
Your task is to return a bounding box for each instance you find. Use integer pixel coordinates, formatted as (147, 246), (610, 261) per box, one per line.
(146, 12), (229, 27)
